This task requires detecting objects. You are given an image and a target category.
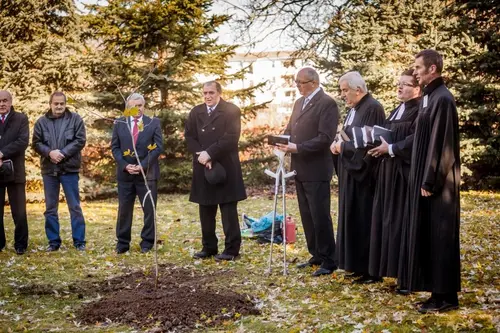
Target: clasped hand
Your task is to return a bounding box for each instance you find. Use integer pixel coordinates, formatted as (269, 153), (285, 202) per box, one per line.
(330, 140), (342, 155)
(125, 164), (143, 175)
(49, 150), (65, 164)
(196, 151), (211, 165)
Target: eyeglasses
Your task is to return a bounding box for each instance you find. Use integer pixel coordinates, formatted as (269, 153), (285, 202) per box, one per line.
(395, 82), (416, 87)
(295, 80), (313, 85)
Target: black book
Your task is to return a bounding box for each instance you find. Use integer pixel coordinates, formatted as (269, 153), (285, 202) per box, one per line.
(267, 135), (290, 146)
(352, 127), (365, 149)
(372, 125), (392, 145)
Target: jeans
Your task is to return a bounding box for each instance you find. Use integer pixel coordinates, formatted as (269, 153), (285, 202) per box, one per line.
(43, 173), (85, 247)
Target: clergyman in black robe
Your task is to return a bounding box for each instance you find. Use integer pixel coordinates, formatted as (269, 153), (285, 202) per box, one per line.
(399, 50), (461, 313)
(331, 71), (385, 284)
(367, 70), (421, 284)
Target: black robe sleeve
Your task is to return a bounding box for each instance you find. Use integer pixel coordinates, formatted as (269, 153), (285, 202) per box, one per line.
(421, 96), (459, 194)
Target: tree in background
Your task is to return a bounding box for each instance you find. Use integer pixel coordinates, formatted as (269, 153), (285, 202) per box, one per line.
(241, 0), (500, 188)
(448, 1), (500, 188)
(82, 0), (270, 192)
(0, 0), (89, 197)
(0, 0), (85, 109)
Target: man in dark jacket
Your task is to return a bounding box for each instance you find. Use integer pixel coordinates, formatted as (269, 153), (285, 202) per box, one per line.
(111, 93), (163, 254)
(0, 90), (29, 255)
(32, 91), (87, 251)
(184, 81), (246, 261)
(278, 67), (339, 277)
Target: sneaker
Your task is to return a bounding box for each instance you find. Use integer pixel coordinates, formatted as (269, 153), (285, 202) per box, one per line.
(75, 244), (86, 251)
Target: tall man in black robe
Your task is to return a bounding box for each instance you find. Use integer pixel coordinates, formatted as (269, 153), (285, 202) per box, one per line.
(367, 70), (421, 284)
(399, 49), (461, 313)
(277, 67), (339, 277)
(185, 81), (247, 261)
(331, 71), (385, 284)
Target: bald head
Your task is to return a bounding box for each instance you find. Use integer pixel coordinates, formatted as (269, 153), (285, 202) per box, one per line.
(0, 90), (13, 115)
(295, 67), (320, 97)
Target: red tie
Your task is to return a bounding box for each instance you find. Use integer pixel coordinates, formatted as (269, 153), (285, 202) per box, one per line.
(1, 115), (5, 123)
(132, 118), (139, 145)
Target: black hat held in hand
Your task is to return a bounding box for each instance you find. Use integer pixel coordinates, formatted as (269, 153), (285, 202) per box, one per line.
(204, 161), (226, 185)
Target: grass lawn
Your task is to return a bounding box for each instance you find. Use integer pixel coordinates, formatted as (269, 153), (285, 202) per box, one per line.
(0, 190), (499, 332)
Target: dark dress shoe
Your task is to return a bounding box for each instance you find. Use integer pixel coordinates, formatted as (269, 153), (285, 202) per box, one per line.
(46, 245), (60, 252)
(141, 247), (152, 253)
(353, 275), (382, 284)
(214, 253), (238, 261)
(15, 248), (26, 255)
(345, 272), (364, 278)
(116, 247), (129, 254)
(193, 250), (217, 259)
(312, 267), (335, 277)
(296, 261), (322, 269)
(418, 299), (458, 313)
(396, 288), (411, 295)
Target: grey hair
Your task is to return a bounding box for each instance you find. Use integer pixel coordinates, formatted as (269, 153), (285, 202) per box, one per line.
(339, 71), (367, 93)
(300, 67), (320, 83)
(126, 93), (145, 105)
(0, 90), (13, 101)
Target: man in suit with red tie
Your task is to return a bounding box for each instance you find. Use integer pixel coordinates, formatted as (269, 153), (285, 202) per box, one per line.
(0, 90), (29, 255)
(111, 93), (163, 254)
(184, 81), (246, 261)
(277, 68), (339, 276)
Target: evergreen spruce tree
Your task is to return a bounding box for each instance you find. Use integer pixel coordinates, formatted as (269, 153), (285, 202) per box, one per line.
(0, 0), (84, 110)
(447, 1), (500, 188)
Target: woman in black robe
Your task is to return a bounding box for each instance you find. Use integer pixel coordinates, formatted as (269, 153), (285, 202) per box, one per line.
(367, 70), (421, 282)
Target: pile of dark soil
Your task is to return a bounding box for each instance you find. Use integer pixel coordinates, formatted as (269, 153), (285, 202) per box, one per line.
(77, 265), (260, 332)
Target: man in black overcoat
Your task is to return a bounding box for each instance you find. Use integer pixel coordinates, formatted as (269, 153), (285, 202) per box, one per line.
(185, 81), (246, 261)
(367, 70), (421, 285)
(0, 90), (29, 255)
(331, 71), (385, 283)
(111, 93), (164, 254)
(399, 49), (461, 313)
(277, 67), (339, 277)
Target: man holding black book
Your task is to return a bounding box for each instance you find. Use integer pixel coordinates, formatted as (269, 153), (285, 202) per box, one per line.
(366, 70), (421, 287)
(331, 71), (385, 283)
(277, 67), (339, 277)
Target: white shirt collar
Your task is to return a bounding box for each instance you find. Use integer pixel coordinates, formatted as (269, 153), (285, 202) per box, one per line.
(304, 86), (321, 102)
(129, 115), (143, 122)
(206, 103), (218, 112)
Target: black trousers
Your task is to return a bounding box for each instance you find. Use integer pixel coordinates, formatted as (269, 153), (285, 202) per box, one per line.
(0, 182), (28, 250)
(116, 180), (157, 250)
(199, 201), (241, 256)
(296, 180), (336, 269)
